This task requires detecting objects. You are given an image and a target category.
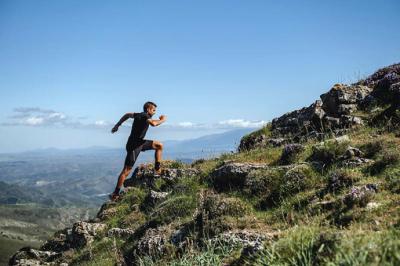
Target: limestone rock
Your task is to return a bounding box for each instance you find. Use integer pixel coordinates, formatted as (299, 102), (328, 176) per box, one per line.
(362, 63), (400, 104)
(210, 162), (270, 191)
(40, 228), (71, 253)
(136, 226), (172, 257)
(124, 164), (200, 188)
(107, 228), (135, 239)
(212, 230), (270, 254)
(68, 221), (107, 249)
(238, 134), (287, 152)
(9, 247), (61, 266)
(272, 100), (325, 136)
(96, 201), (118, 220)
(320, 84), (372, 116)
(144, 190), (170, 208)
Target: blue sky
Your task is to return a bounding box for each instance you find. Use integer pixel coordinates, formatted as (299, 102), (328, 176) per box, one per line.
(0, 0), (399, 152)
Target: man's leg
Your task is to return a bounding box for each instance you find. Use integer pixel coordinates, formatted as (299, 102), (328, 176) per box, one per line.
(112, 147), (141, 197)
(113, 165), (132, 195)
(151, 140), (163, 171)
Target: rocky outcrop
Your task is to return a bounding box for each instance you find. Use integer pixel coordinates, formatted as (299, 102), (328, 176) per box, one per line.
(338, 146), (374, 167)
(210, 161), (270, 191)
(11, 221), (107, 265)
(210, 161), (304, 192)
(320, 84), (372, 116)
(107, 228), (135, 239)
(271, 84), (371, 139)
(145, 190), (169, 206)
(9, 247), (61, 266)
(96, 201), (118, 220)
(361, 63), (400, 105)
(68, 221), (107, 249)
(136, 226), (173, 257)
(238, 134), (287, 152)
(238, 65), (400, 151)
(124, 164), (201, 188)
(211, 230), (274, 256)
(271, 100), (326, 137)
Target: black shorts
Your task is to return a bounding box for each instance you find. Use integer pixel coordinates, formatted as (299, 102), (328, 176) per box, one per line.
(124, 139), (154, 167)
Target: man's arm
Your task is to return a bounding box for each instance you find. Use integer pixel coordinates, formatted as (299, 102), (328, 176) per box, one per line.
(147, 115), (167, 127)
(111, 113), (135, 133)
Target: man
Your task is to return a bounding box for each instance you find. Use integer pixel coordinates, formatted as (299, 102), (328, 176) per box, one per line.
(109, 101), (166, 201)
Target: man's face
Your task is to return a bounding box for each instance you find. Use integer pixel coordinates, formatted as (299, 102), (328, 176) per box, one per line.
(147, 106), (156, 117)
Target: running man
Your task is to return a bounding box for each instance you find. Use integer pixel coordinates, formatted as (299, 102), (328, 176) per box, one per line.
(109, 101), (166, 200)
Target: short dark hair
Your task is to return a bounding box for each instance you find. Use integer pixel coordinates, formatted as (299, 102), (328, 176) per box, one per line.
(143, 101), (157, 112)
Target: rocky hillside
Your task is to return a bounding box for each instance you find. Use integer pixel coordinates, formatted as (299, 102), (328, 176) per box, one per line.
(9, 63), (400, 265)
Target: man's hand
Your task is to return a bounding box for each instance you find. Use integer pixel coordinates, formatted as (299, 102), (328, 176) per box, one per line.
(159, 115), (167, 121)
(111, 125), (119, 133)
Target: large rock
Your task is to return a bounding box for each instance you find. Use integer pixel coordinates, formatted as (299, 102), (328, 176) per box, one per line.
(239, 64), (398, 148)
(238, 134), (287, 152)
(40, 228), (71, 253)
(320, 84), (372, 116)
(211, 229), (278, 257)
(210, 161), (270, 191)
(96, 201), (118, 220)
(361, 63), (400, 104)
(124, 164), (200, 188)
(272, 100), (325, 136)
(107, 228), (135, 239)
(210, 161), (304, 193)
(68, 221), (107, 249)
(270, 84), (371, 139)
(136, 226), (173, 257)
(194, 190), (251, 237)
(9, 247), (61, 266)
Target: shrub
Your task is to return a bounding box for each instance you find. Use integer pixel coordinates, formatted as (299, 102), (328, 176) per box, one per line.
(149, 195), (197, 226)
(309, 138), (349, 166)
(360, 140), (384, 158)
(368, 150), (400, 175)
(326, 169), (361, 193)
(247, 165), (317, 209)
(384, 167), (400, 193)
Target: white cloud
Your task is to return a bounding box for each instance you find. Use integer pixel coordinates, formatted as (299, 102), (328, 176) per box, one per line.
(94, 120), (110, 126)
(178, 122), (195, 128)
(217, 119), (267, 128)
(48, 112), (66, 120)
(25, 116), (44, 126)
(2, 107), (267, 132)
(1, 107), (112, 130)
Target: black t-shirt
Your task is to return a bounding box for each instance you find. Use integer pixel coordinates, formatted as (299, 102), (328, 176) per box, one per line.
(129, 112), (151, 140)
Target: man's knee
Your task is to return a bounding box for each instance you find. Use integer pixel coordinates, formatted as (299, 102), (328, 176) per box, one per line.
(124, 165), (132, 173)
(153, 141), (163, 150)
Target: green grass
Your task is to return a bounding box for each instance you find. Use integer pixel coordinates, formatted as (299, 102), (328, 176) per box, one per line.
(61, 124), (400, 266)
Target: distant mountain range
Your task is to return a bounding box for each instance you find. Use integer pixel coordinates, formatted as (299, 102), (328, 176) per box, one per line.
(1, 128), (254, 162)
(0, 128), (255, 207)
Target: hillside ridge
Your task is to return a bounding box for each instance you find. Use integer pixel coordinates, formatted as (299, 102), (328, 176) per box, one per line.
(9, 63), (400, 266)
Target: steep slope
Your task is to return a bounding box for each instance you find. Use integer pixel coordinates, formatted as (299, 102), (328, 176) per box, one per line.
(9, 63), (400, 266)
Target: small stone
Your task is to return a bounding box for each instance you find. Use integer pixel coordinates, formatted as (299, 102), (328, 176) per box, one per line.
(107, 228), (135, 239)
(366, 202), (381, 210)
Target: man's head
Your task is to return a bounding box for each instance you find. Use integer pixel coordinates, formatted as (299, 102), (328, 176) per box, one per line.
(143, 101), (157, 117)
